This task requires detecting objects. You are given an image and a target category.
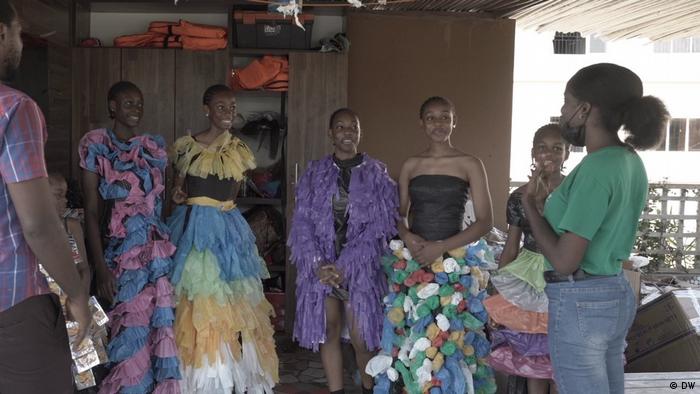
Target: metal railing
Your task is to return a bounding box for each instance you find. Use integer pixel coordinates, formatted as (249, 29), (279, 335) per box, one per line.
(636, 183), (699, 273)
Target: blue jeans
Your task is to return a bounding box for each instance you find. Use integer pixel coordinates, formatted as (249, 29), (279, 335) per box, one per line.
(544, 273), (636, 394)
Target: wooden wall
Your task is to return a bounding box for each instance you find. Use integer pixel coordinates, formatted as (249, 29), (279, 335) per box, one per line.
(71, 49), (231, 176)
(285, 51), (348, 337)
(46, 46), (73, 177)
(347, 12), (516, 230)
(12, 0), (89, 180)
(71, 48), (121, 177)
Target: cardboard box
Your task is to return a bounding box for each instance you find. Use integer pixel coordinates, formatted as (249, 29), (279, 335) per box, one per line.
(625, 289), (700, 370)
(626, 331), (700, 372)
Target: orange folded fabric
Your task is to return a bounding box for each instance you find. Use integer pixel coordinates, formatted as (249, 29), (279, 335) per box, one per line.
(263, 84), (288, 92)
(230, 56), (289, 91)
(148, 21), (178, 35)
(232, 56), (281, 90)
(149, 20), (227, 39)
(150, 35), (182, 48)
(182, 36), (227, 51)
(114, 20), (227, 50)
(114, 32), (184, 48)
(262, 56), (289, 73)
(263, 72), (289, 91)
(114, 32), (161, 47)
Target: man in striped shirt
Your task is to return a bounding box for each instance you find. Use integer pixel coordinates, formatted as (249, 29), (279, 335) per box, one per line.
(0, 1), (91, 392)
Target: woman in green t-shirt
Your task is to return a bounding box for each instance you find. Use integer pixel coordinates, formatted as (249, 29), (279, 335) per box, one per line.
(521, 63), (669, 394)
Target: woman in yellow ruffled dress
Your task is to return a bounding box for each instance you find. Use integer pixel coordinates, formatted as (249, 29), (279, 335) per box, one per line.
(166, 84), (278, 394)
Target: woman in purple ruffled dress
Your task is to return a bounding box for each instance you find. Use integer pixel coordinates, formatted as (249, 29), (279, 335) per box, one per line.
(288, 108), (399, 394)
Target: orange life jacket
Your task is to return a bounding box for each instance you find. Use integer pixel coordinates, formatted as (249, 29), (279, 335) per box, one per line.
(114, 32), (182, 48)
(230, 56), (289, 91)
(182, 36), (227, 51)
(114, 20), (228, 50)
(149, 20), (227, 39)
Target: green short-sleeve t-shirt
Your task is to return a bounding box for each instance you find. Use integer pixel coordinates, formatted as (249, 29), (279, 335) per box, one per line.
(543, 146), (648, 275)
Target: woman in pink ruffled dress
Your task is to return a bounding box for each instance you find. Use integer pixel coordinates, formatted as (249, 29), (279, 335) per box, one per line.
(80, 81), (181, 394)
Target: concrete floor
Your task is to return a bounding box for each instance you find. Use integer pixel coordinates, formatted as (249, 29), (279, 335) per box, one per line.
(274, 337), (362, 394)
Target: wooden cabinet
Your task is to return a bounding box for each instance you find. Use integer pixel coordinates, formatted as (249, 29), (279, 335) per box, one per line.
(72, 48), (230, 174)
(121, 49), (176, 145)
(175, 50), (231, 138)
(14, 0), (71, 46)
(72, 48), (121, 175)
(284, 52), (348, 333)
(45, 46), (73, 177)
(13, 0), (79, 178)
(286, 52), (348, 177)
(13, 45), (74, 177)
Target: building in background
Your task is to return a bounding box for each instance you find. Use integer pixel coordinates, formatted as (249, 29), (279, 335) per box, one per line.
(511, 27), (700, 184)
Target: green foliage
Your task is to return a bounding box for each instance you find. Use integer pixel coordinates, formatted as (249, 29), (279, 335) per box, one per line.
(635, 185), (699, 273)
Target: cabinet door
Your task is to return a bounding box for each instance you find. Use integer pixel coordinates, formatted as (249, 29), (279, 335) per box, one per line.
(46, 46), (72, 177)
(174, 50), (231, 138)
(14, 0), (70, 46)
(72, 48), (122, 176)
(285, 52), (348, 332)
(121, 48), (176, 146)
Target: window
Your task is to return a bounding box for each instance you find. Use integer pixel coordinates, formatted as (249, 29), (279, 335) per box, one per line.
(689, 119), (700, 151)
(543, 117), (700, 152)
(653, 41), (672, 53)
(656, 118), (700, 152)
(589, 35), (606, 53)
(673, 38), (691, 53)
(669, 118), (687, 151)
(654, 36), (700, 53)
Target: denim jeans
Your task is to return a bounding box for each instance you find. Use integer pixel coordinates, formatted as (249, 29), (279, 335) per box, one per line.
(544, 273), (636, 394)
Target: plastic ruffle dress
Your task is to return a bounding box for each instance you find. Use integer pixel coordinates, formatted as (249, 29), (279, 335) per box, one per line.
(78, 128), (181, 394)
(287, 154), (399, 352)
(167, 132), (278, 394)
(368, 239), (499, 394)
(483, 190), (553, 380)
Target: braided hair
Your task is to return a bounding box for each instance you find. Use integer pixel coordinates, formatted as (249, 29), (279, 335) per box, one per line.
(202, 84), (232, 105)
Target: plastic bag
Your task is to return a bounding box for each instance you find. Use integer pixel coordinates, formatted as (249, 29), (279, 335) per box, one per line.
(483, 294), (548, 333)
(487, 344), (553, 379)
(491, 272), (549, 313)
(491, 329), (549, 357)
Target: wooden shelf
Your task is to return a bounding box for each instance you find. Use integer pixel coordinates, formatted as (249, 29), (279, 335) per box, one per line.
(237, 197), (283, 206)
(231, 48), (318, 56)
(89, 1), (242, 13)
(234, 90), (287, 98)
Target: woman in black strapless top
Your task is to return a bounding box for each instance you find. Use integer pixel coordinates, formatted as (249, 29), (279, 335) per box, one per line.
(369, 97), (497, 393)
(399, 98), (492, 265)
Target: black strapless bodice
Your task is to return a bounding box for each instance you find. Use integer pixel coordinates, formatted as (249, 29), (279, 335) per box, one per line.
(409, 175), (469, 241)
(186, 174), (236, 201)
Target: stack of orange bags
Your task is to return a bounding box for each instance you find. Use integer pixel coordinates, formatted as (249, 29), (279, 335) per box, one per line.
(114, 20), (227, 50)
(230, 56), (289, 92)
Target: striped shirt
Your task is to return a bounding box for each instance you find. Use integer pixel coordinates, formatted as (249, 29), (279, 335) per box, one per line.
(0, 83), (50, 312)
